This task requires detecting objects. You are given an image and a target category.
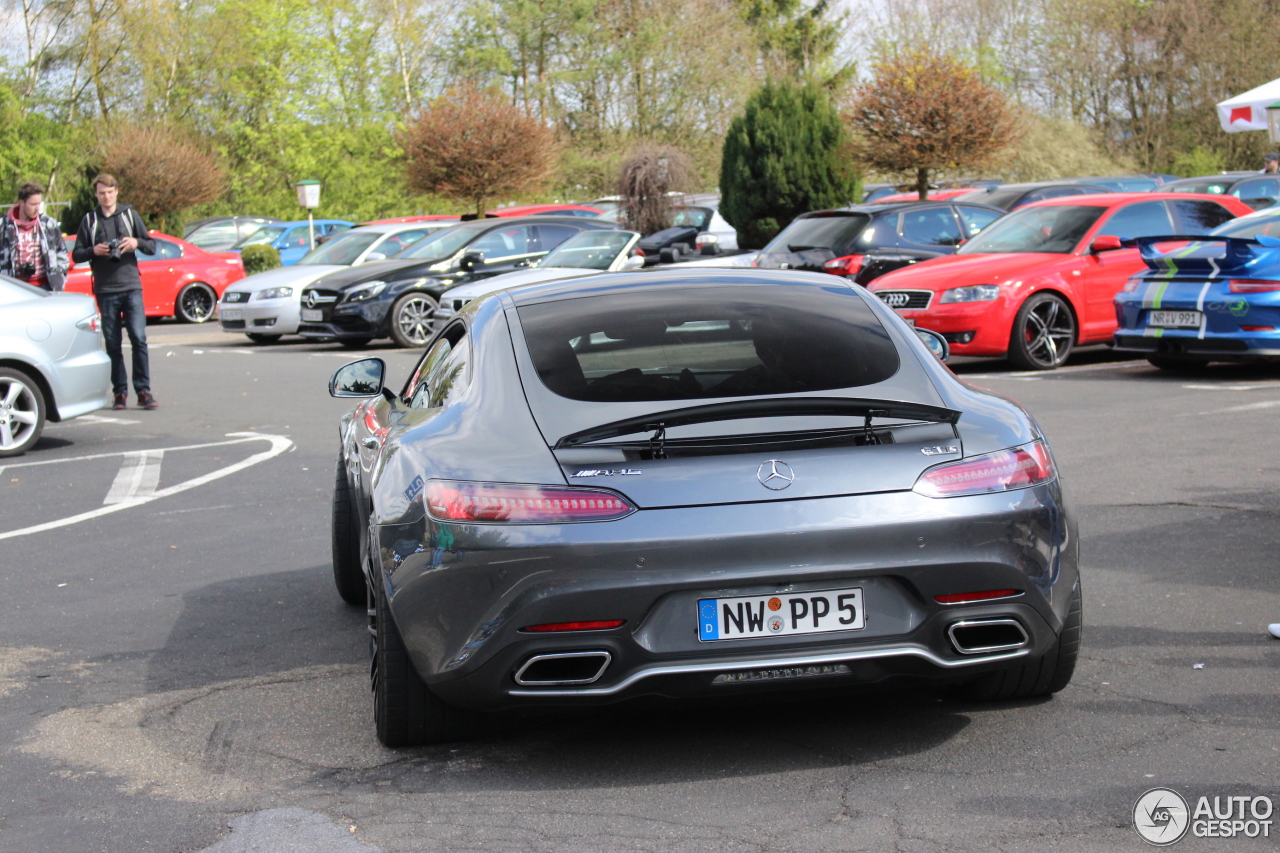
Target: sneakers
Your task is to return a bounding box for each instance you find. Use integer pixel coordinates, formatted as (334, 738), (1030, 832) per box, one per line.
(137, 391), (158, 410)
(1269, 623), (1280, 639)
(112, 393), (127, 410)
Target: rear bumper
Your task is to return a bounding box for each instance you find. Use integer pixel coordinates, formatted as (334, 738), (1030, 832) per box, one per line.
(378, 483), (1078, 711)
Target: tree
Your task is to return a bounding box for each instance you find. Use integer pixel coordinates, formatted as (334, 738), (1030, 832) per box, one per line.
(719, 80), (858, 248)
(617, 145), (695, 236)
(98, 124), (225, 231)
(399, 86), (559, 215)
(846, 49), (1019, 200)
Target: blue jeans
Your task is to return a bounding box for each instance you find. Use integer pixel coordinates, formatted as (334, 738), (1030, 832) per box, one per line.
(96, 289), (150, 395)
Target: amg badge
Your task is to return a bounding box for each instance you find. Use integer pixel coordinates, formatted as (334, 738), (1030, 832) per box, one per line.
(921, 445), (959, 456)
(571, 469), (642, 477)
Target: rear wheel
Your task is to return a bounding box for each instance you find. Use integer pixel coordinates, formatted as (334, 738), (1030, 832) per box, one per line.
(175, 282), (218, 323)
(1007, 292), (1075, 370)
(331, 456), (365, 606)
(1147, 355), (1210, 373)
(957, 586), (1081, 701)
(370, 573), (474, 746)
(389, 292), (439, 348)
(0, 367), (46, 457)
(245, 333), (282, 344)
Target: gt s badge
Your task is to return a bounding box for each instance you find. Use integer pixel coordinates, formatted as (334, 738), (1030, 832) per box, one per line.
(572, 469), (642, 477)
(921, 445), (959, 456)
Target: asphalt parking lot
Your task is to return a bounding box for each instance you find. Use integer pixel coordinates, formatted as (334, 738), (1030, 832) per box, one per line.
(1, 320), (1277, 852)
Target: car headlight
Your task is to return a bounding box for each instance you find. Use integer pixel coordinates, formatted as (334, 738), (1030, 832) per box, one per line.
(254, 286), (293, 300)
(939, 284), (1000, 303)
(343, 281), (387, 303)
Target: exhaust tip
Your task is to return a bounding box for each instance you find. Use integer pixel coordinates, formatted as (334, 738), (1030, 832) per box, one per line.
(514, 651), (611, 686)
(948, 619), (1029, 655)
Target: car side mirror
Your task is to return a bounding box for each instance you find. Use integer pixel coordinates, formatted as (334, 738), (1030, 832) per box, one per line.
(365, 252), (386, 262)
(1090, 235), (1123, 253)
(620, 254), (644, 270)
(330, 358), (387, 397)
(914, 328), (950, 362)
(459, 251), (485, 271)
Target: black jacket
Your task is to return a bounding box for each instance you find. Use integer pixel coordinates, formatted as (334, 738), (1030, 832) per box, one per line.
(72, 204), (156, 294)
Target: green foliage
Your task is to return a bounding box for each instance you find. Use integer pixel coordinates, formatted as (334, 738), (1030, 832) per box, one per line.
(999, 116), (1137, 182)
(1170, 146), (1226, 179)
(240, 244), (281, 274)
(719, 80), (858, 248)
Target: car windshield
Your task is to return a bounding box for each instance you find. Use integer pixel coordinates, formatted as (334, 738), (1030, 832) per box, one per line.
(957, 204), (1106, 254)
(296, 231), (380, 266)
(760, 214), (870, 254)
(1212, 213), (1280, 239)
(1087, 177), (1159, 191)
(954, 187), (1027, 209)
(670, 207), (712, 230)
(1169, 180), (1232, 194)
(538, 231), (636, 270)
(518, 283), (899, 403)
(396, 222), (490, 259)
(236, 226), (286, 247)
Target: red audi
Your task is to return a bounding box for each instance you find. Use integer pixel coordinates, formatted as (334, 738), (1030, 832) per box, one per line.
(866, 193), (1253, 369)
(65, 231), (246, 323)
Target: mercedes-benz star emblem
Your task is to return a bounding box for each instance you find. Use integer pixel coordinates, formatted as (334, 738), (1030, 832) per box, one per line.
(304, 290), (318, 309)
(757, 459), (795, 490)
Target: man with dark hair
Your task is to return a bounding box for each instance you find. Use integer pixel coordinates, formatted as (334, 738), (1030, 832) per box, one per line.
(0, 182), (68, 291)
(72, 173), (158, 410)
(1262, 153), (1279, 174)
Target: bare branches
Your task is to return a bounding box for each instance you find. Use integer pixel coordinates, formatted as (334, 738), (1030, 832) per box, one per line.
(399, 86), (561, 215)
(617, 145), (695, 235)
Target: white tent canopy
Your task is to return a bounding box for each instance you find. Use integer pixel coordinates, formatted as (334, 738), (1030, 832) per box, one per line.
(1217, 78), (1280, 133)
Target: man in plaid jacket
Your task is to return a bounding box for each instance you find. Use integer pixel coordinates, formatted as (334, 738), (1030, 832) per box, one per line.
(0, 182), (68, 291)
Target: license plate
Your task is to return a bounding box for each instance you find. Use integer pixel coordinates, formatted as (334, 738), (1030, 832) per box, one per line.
(301, 309), (324, 322)
(698, 587), (865, 641)
(220, 308), (242, 320)
(1148, 310), (1201, 328)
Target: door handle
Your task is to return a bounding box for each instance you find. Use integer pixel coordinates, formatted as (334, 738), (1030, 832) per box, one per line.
(361, 437), (379, 449)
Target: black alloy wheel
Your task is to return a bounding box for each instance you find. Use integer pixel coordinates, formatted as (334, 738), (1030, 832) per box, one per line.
(390, 292), (439, 348)
(245, 333), (282, 344)
(0, 367), (46, 457)
(957, 586), (1082, 701)
(175, 282), (218, 323)
(331, 455), (365, 606)
(369, 566), (475, 747)
(1007, 292), (1075, 370)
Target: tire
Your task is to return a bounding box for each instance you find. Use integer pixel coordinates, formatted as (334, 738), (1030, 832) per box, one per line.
(370, 573), (474, 746)
(957, 586), (1082, 701)
(340, 337), (373, 350)
(331, 456), (365, 606)
(175, 282), (218, 323)
(245, 333), (282, 344)
(1007, 292), (1075, 370)
(0, 367), (46, 458)
(1147, 355), (1210, 373)
(389, 292), (439, 348)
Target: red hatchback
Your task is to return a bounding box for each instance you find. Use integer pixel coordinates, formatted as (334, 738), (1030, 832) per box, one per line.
(65, 231), (246, 323)
(867, 193), (1253, 369)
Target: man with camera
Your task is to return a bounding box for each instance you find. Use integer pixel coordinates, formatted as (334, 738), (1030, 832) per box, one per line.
(72, 173), (157, 410)
(0, 182), (68, 291)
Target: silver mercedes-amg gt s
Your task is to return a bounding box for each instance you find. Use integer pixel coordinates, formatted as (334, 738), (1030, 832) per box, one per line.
(328, 269), (1080, 746)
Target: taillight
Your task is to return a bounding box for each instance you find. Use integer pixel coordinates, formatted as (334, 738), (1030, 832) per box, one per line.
(1229, 279), (1280, 292)
(822, 254), (866, 276)
(76, 314), (101, 333)
(1121, 277), (1142, 293)
(425, 480), (637, 523)
(523, 620), (626, 632)
(913, 441), (1055, 498)
(935, 589), (1020, 604)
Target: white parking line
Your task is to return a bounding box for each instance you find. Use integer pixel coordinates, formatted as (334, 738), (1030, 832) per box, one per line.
(1190, 399), (1280, 416)
(103, 450), (163, 504)
(72, 415), (142, 425)
(0, 436), (268, 473)
(0, 432), (292, 541)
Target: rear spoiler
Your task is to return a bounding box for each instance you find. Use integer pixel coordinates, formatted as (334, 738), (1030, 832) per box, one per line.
(555, 396), (961, 449)
(1123, 234), (1280, 275)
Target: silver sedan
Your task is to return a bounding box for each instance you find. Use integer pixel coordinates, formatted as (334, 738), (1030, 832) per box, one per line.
(0, 276), (110, 456)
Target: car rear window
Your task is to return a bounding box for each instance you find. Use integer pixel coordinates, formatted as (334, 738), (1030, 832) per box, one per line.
(760, 214), (870, 255)
(517, 284), (900, 403)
